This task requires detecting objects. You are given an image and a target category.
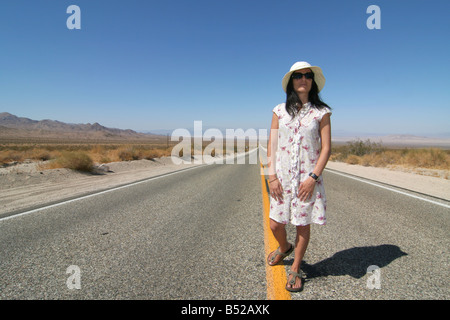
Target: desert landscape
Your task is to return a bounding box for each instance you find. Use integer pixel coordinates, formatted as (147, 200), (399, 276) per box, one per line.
(1, 112), (449, 215)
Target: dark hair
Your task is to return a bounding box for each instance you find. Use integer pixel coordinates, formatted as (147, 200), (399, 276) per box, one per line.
(285, 76), (331, 119)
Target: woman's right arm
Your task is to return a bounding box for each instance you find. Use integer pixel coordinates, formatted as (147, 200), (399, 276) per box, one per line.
(267, 112), (283, 201)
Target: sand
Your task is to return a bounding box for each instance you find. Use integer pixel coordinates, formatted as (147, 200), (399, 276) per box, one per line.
(1, 156), (448, 216)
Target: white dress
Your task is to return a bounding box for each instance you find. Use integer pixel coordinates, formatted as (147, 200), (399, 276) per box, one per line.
(269, 102), (332, 226)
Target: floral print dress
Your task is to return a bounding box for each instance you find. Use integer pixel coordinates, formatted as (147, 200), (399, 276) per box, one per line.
(269, 102), (332, 226)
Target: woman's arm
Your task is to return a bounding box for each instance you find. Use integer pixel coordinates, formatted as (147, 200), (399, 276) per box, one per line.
(297, 113), (331, 201)
(312, 113), (332, 177)
(267, 112), (278, 178)
(268, 112), (283, 201)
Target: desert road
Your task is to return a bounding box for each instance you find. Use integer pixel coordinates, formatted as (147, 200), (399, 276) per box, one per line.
(0, 151), (449, 300)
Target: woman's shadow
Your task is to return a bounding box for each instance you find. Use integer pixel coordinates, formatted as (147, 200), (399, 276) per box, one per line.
(287, 244), (407, 280)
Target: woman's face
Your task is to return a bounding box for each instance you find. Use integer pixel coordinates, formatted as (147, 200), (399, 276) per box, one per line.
(292, 68), (313, 96)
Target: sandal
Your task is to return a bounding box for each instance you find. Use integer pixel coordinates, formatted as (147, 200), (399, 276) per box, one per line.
(267, 243), (294, 266)
(285, 270), (304, 292)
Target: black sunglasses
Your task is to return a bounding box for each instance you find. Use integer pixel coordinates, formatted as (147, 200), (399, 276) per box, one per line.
(291, 72), (314, 80)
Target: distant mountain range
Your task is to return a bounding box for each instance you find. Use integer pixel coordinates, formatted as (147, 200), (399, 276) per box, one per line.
(0, 112), (163, 142)
(2, 112), (449, 148)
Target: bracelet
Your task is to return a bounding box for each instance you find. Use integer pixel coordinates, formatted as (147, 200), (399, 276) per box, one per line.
(269, 178), (278, 183)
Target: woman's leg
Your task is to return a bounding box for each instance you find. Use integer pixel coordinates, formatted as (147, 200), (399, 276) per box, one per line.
(269, 218), (290, 251)
(287, 224), (310, 290)
(267, 219), (292, 265)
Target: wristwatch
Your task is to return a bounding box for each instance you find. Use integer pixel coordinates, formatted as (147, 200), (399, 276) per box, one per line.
(309, 172), (319, 181)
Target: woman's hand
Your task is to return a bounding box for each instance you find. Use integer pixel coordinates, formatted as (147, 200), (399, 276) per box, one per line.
(297, 177), (316, 201)
(269, 178), (283, 202)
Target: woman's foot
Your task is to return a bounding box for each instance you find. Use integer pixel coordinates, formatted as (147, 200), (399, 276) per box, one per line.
(285, 269), (304, 292)
(267, 243), (294, 266)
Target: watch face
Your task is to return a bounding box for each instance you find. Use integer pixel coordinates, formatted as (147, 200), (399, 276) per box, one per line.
(310, 173), (318, 180)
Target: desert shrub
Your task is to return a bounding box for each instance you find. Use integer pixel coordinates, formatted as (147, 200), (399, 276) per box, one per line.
(359, 150), (401, 167)
(117, 146), (140, 161)
(331, 139), (450, 171)
(402, 148), (449, 169)
(347, 139), (385, 157)
(0, 150), (23, 164)
(54, 151), (94, 172)
(30, 148), (53, 161)
(345, 154), (360, 165)
(140, 148), (171, 160)
(331, 139), (384, 163)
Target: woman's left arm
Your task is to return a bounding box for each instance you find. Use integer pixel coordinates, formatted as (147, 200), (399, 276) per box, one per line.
(312, 112), (332, 177)
(297, 113), (331, 201)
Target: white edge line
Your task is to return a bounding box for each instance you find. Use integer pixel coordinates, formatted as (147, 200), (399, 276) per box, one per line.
(325, 168), (450, 209)
(0, 164), (207, 222)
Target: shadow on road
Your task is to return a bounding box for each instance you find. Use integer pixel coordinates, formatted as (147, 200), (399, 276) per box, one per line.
(294, 244), (408, 279)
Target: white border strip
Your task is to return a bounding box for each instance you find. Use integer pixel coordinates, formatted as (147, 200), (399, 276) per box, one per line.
(325, 169), (450, 209)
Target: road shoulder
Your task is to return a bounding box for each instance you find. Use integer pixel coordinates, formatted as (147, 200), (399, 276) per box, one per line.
(326, 161), (449, 201)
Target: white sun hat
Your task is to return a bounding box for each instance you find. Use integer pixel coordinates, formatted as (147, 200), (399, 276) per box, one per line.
(281, 61), (326, 93)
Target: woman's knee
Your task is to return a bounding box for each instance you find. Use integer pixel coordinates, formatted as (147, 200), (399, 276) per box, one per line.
(270, 218), (286, 233)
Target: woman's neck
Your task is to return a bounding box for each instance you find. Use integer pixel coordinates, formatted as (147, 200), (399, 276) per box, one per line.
(297, 92), (309, 106)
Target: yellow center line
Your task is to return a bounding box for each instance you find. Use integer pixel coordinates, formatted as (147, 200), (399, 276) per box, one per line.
(259, 162), (291, 300)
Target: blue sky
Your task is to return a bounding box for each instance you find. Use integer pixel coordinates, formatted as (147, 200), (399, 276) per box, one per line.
(1, 0), (449, 137)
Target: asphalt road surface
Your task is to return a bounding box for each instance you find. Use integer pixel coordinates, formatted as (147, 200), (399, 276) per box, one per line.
(0, 152), (448, 300)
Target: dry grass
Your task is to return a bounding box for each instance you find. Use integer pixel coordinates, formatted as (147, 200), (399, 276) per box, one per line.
(331, 139), (450, 173)
(87, 144), (173, 163)
(0, 143), (174, 172)
(3, 138), (448, 175)
(0, 139), (248, 172)
(46, 151), (94, 172)
(0, 147), (57, 164)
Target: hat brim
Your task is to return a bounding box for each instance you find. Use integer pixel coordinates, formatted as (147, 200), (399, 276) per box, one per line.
(282, 66), (325, 93)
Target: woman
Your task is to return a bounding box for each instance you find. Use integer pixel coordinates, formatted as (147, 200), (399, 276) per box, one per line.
(266, 61), (332, 292)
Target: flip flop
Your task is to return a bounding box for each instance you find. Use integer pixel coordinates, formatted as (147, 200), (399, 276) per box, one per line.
(267, 243), (294, 266)
(285, 270), (304, 292)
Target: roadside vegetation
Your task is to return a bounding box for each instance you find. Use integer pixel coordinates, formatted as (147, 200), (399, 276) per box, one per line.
(331, 139), (450, 176)
(0, 140), (248, 172)
(0, 144), (174, 172)
(1, 139), (449, 177)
